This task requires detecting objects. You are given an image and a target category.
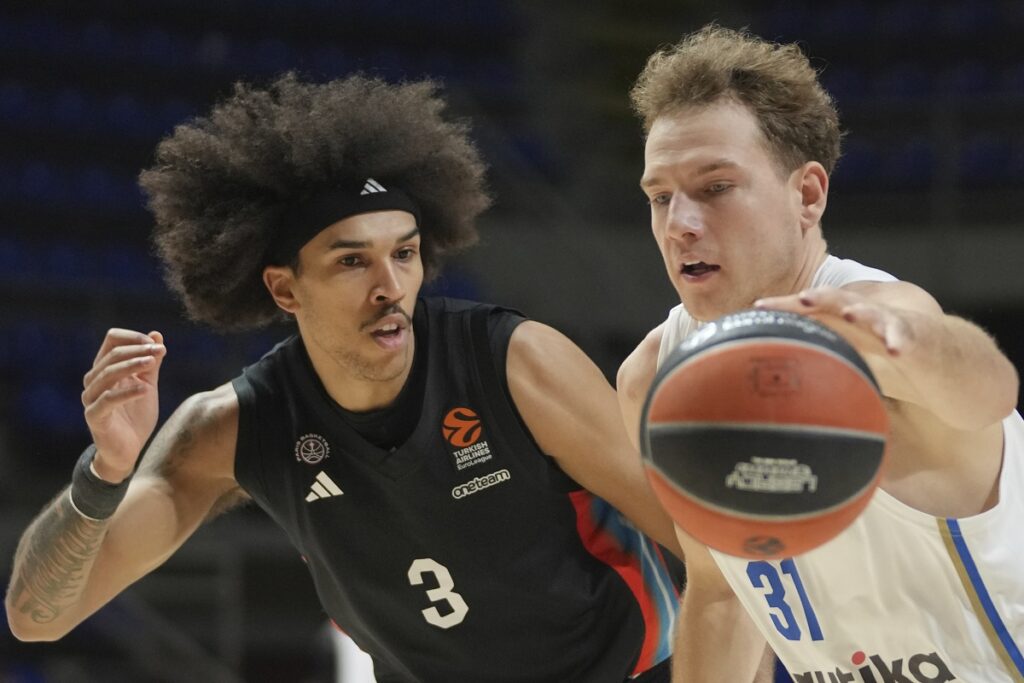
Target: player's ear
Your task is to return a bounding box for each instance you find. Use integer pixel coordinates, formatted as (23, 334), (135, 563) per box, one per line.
(263, 265), (300, 314)
(796, 161), (828, 232)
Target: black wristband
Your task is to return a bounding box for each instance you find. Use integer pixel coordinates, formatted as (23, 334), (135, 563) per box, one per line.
(69, 444), (132, 521)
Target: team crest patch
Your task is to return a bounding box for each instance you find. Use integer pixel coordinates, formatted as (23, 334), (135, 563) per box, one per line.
(295, 433), (330, 464)
(443, 407), (493, 471)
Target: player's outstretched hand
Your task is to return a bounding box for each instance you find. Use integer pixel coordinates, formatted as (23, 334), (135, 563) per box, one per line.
(754, 287), (912, 359)
(81, 329), (167, 483)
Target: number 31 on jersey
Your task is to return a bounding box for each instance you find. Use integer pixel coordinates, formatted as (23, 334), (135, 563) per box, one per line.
(747, 559), (824, 642)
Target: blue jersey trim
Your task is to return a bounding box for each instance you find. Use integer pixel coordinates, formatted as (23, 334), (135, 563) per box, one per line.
(946, 518), (1024, 677)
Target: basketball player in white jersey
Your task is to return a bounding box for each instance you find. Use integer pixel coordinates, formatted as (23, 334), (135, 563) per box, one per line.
(617, 25), (1024, 682)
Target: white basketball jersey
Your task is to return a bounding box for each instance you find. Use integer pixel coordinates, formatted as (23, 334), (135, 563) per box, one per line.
(656, 255), (1024, 682)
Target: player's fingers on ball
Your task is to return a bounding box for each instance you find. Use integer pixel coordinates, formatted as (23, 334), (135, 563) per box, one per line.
(802, 286), (850, 312)
(849, 303), (888, 339)
(82, 356), (155, 405)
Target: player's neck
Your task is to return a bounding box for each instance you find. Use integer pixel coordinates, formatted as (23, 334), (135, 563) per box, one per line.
(788, 235), (829, 296)
(305, 335), (416, 413)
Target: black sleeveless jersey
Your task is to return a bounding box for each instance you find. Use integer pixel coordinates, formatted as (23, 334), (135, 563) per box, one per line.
(232, 297), (677, 683)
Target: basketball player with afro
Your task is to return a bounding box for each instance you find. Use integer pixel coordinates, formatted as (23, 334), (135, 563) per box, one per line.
(617, 25), (1024, 682)
(5, 74), (685, 682)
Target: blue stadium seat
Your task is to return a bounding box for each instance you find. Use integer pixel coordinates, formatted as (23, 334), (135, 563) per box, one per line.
(80, 20), (120, 59)
(135, 27), (185, 68)
(876, 0), (933, 37)
(19, 162), (63, 203)
(958, 134), (1013, 187)
(106, 93), (151, 138)
(0, 81), (35, 125)
(246, 38), (293, 74)
(815, 0), (872, 37)
(155, 98), (196, 135)
(307, 45), (355, 78)
(52, 86), (100, 133)
(833, 140), (882, 189)
(43, 242), (100, 285)
(0, 238), (36, 281)
(21, 380), (85, 432)
(1007, 139), (1024, 184)
(872, 63), (934, 99)
(9, 14), (67, 54)
(755, 0), (811, 40)
(998, 63), (1024, 96)
(0, 16), (18, 53)
(194, 31), (233, 71)
(820, 66), (868, 104)
(12, 322), (53, 371)
(0, 161), (19, 201)
(75, 166), (123, 208)
(936, 0), (998, 36)
(100, 246), (165, 291)
(942, 61), (994, 97)
(880, 138), (935, 190)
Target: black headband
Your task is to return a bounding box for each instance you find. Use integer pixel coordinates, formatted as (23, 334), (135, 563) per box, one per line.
(267, 178), (421, 265)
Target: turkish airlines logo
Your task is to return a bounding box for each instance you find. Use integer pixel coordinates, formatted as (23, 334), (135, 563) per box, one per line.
(442, 407), (483, 447)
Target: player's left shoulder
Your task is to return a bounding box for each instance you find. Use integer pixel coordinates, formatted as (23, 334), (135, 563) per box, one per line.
(506, 320), (578, 377)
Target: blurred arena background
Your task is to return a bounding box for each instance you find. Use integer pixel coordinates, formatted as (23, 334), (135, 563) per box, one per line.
(2, 0), (1022, 680)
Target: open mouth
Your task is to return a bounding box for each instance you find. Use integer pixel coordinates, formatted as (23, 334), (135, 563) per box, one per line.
(681, 261), (720, 277)
(371, 323), (402, 340)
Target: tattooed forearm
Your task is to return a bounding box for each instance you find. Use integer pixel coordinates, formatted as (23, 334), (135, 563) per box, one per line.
(7, 489), (107, 624)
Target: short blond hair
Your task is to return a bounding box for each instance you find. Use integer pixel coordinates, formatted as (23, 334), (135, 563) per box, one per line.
(631, 25), (841, 174)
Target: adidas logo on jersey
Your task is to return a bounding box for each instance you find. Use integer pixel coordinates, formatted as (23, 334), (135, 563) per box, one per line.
(306, 471), (344, 502)
(359, 178), (387, 195)
(792, 650), (954, 683)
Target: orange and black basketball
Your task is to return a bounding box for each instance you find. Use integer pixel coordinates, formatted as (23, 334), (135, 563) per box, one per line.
(640, 309), (889, 559)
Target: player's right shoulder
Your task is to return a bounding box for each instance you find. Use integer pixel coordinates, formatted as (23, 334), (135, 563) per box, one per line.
(616, 323), (666, 406)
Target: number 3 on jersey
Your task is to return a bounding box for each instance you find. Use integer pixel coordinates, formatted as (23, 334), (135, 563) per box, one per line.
(746, 559), (823, 641)
(408, 558), (469, 629)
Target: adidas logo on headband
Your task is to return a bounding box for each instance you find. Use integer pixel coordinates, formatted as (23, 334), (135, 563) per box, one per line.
(360, 178), (387, 195)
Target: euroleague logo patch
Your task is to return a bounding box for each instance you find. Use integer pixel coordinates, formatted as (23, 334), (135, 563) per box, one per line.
(442, 407), (483, 447)
(443, 406), (494, 471)
(294, 433), (330, 464)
